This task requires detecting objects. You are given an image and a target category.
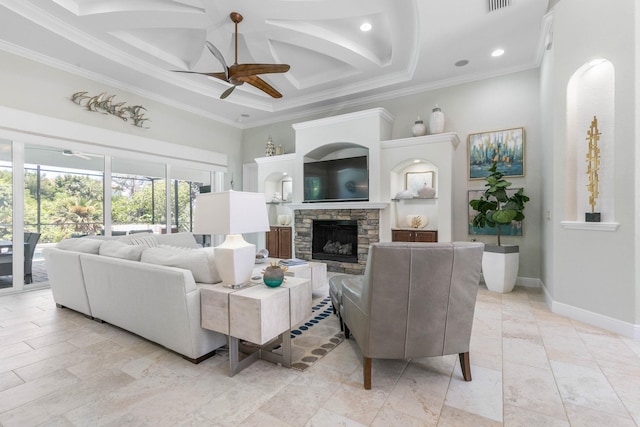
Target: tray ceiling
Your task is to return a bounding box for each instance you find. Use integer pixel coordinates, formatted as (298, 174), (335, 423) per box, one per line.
(0, 0), (551, 127)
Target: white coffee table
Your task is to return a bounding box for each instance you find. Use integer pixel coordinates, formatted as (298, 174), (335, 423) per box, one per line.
(200, 276), (312, 376)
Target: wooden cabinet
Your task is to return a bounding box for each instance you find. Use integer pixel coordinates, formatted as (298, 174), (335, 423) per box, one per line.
(266, 226), (292, 259)
(391, 229), (438, 243)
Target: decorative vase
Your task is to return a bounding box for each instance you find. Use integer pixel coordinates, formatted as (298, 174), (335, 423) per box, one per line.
(411, 117), (427, 137)
(265, 137), (275, 157)
(429, 105), (445, 134)
(263, 264), (285, 287)
(417, 184), (436, 198)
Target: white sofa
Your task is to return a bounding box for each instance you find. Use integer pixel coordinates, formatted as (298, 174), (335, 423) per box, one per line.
(43, 232), (227, 363)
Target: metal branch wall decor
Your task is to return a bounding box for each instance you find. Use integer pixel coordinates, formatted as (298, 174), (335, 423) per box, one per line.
(585, 115), (601, 222)
(71, 92), (150, 128)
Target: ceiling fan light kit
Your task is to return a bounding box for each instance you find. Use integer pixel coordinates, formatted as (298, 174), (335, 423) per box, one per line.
(172, 12), (290, 99)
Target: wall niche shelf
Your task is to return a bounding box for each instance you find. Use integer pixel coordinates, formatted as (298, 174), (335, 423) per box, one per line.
(560, 221), (620, 232)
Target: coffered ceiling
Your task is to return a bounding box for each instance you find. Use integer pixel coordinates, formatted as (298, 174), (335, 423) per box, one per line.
(0, 0), (551, 127)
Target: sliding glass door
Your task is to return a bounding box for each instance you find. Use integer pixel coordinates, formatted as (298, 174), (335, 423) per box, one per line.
(0, 140), (13, 290)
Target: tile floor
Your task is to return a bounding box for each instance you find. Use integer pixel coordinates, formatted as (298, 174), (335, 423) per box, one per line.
(0, 284), (639, 426)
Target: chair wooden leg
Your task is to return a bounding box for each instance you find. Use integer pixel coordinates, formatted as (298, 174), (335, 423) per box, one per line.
(363, 357), (372, 390)
(344, 323), (350, 339)
(459, 352), (472, 381)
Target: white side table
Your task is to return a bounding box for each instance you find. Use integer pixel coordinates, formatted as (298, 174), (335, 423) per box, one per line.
(254, 259), (327, 291)
(201, 276), (311, 376)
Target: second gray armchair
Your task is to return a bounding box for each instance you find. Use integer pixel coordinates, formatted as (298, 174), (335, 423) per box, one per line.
(330, 242), (484, 389)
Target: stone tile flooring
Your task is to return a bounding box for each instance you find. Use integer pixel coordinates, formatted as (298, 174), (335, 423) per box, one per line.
(0, 284), (639, 426)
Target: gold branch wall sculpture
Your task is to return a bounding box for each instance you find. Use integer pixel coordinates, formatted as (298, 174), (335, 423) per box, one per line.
(71, 92), (150, 128)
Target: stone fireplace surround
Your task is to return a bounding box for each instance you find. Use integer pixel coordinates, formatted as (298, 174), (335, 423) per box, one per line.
(254, 108), (458, 275)
(294, 209), (379, 275)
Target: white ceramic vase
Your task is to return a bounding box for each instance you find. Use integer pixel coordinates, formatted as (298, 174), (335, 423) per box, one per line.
(411, 117), (427, 136)
(429, 106), (445, 134)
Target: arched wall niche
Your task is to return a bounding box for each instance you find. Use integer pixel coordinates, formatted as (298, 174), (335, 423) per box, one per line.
(389, 158), (439, 229)
(565, 58), (615, 222)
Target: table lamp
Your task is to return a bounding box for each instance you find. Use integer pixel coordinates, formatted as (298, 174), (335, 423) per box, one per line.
(193, 191), (269, 288)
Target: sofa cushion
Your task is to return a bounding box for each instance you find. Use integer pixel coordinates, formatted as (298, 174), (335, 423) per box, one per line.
(141, 246), (220, 284)
(126, 235), (158, 248)
(154, 232), (201, 249)
(99, 240), (145, 261)
(56, 238), (103, 254)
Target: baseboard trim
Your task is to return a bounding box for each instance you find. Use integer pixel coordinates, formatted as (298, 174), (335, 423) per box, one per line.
(540, 283), (640, 339)
(479, 275), (541, 288)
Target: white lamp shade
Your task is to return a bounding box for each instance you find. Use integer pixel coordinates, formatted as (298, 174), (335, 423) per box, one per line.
(192, 191), (269, 287)
(193, 191), (269, 235)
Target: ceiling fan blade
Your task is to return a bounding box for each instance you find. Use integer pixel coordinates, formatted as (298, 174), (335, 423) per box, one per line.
(239, 75), (283, 99)
(205, 41), (229, 80)
(171, 70), (228, 82)
(230, 63), (290, 79)
(220, 85), (236, 99)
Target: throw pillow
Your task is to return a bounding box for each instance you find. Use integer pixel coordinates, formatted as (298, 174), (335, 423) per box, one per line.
(56, 238), (103, 254)
(154, 232), (201, 249)
(99, 240), (145, 261)
(141, 246), (220, 284)
(126, 235), (158, 248)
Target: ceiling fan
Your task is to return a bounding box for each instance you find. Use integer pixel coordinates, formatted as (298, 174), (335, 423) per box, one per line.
(62, 150), (101, 160)
(174, 12), (290, 99)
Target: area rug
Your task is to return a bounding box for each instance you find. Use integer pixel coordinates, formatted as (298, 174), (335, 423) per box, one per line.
(288, 296), (345, 371)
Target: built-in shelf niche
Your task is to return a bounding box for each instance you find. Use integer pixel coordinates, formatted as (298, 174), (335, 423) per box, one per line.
(389, 159), (439, 230)
(564, 58), (617, 229)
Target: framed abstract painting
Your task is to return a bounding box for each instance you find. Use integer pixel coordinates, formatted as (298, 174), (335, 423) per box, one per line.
(468, 127), (525, 180)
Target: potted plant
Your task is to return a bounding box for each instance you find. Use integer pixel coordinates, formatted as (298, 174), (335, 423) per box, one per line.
(469, 161), (529, 293)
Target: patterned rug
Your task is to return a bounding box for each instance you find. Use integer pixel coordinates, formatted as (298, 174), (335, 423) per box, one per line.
(288, 296), (345, 371)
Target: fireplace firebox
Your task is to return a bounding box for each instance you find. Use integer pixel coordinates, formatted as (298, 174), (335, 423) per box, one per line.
(312, 220), (358, 263)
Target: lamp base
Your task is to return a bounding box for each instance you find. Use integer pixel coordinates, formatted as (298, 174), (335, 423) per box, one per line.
(214, 234), (256, 286)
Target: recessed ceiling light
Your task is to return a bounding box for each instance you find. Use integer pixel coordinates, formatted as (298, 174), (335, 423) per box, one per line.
(413, 159), (421, 163)
(491, 48), (505, 57)
(360, 22), (372, 32)
(455, 59), (469, 67)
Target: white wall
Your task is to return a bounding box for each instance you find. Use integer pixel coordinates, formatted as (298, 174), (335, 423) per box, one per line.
(542, 0), (637, 327)
(242, 69), (542, 279)
(0, 50), (244, 180)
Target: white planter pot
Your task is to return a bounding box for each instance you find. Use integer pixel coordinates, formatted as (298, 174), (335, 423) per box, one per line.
(482, 245), (519, 293)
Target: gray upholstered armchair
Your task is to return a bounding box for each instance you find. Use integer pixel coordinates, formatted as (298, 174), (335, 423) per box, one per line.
(330, 242), (484, 389)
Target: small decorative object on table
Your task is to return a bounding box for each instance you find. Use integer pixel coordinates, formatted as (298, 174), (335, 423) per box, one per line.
(263, 261), (287, 287)
(255, 248), (269, 264)
(411, 117), (427, 137)
(265, 136), (275, 157)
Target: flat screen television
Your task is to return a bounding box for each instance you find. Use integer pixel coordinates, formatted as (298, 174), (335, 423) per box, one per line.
(303, 156), (369, 202)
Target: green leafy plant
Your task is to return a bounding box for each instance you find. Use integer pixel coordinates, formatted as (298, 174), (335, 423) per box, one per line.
(469, 161), (529, 246)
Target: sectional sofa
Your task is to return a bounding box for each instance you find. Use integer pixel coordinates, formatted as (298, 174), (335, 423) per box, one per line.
(43, 232), (227, 363)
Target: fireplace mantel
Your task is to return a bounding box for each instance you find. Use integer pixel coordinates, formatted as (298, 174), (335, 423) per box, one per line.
(288, 202), (389, 210)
